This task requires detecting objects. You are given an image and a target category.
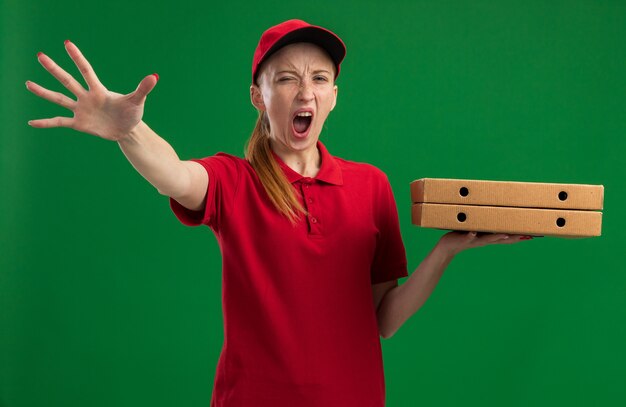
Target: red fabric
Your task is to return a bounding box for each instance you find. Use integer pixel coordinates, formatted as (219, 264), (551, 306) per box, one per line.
(170, 142), (408, 407)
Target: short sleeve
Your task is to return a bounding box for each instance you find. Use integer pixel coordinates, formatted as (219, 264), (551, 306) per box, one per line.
(169, 153), (241, 230)
(370, 175), (409, 284)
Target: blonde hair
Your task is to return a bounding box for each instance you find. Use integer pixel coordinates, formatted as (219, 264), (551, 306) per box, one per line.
(245, 111), (305, 224)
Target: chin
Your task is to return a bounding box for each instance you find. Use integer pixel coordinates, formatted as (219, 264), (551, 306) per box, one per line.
(287, 133), (319, 151)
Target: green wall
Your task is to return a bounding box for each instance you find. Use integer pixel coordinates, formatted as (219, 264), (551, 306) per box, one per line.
(2, 0), (625, 406)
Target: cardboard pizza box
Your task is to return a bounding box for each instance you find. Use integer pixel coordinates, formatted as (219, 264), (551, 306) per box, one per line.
(410, 178), (604, 210)
(411, 203), (602, 238)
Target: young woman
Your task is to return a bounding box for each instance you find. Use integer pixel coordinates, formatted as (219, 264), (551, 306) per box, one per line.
(26, 19), (530, 407)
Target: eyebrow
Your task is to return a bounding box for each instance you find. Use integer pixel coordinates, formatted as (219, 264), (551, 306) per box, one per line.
(275, 69), (332, 75)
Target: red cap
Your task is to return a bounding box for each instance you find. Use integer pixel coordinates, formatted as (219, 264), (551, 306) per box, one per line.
(252, 19), (346, 84)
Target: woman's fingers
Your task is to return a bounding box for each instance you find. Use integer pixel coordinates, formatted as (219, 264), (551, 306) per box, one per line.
(37, 52), (85, 96)
(25, 80), (76, 110)
(28, 42), (156, 137)
(483, 233), (534, 245)
(480, 233), (510, 244)
(470, 232), (536, 246)
(28, 116), (74, 129)
(26, 79), (76, 128)
(64, 40), (104, 91)
(129, 74), (159, 104)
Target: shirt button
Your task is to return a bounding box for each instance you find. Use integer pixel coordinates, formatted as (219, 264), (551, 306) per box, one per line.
(310, 217), (317, 223)
(308, 198), (313, 204)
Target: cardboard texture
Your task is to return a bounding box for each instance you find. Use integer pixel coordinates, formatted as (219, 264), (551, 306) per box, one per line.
(410, 178), (604, 238)
(410, 178), (604, 210)
(411, 203), (602, 237)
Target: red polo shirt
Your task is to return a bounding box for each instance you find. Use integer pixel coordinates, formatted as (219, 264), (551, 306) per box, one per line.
(170, 141), (408, 407)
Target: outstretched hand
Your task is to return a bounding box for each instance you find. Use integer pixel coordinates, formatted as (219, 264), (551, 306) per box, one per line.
(438, 230), (538, 257)
(26, 40), (158, 141)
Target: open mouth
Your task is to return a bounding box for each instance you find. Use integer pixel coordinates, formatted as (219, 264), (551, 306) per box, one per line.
(292, 111), (313, 137)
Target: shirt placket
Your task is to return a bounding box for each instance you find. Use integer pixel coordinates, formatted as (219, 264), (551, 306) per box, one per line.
(300, 177), (321, 236)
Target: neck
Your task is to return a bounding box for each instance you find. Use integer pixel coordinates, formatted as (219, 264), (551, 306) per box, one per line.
(270, 140), (321, 178)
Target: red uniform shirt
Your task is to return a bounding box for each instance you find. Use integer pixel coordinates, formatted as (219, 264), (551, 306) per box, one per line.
(170, 142), (408, 407)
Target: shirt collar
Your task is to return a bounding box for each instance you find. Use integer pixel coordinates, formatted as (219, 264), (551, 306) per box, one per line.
(270, 141), (344, 186)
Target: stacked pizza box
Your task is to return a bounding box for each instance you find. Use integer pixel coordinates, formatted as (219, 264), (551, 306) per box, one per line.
(410, 178), (604, 237)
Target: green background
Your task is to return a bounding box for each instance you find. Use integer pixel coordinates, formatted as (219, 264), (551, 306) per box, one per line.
(2, 0), (625, 406)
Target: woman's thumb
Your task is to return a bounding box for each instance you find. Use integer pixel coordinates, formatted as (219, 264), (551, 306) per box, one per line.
(131, 73), (159, 103)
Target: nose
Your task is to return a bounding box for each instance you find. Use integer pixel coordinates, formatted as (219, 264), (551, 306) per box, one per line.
(298, 80), (314, 101)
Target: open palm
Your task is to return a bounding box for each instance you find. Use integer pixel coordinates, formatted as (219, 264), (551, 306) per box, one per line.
(26, 40), (158, 141)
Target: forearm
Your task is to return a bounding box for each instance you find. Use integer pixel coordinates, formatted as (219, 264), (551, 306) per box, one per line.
(377, 242), (455, 339)
(117, 120), (189, 197)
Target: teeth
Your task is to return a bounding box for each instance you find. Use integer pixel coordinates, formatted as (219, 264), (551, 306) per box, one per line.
(296, 112), (312, 117)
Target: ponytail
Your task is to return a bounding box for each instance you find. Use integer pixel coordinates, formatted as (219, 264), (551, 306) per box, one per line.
(245, 111), (305, 224)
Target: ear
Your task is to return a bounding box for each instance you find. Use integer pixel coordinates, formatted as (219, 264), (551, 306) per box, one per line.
(330, 85), (338, 111)
(250, 85), (265, 111)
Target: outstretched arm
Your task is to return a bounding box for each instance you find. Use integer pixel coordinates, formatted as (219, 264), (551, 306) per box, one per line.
(26, 41), (207, 210)
(116, 120), (207, 210)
